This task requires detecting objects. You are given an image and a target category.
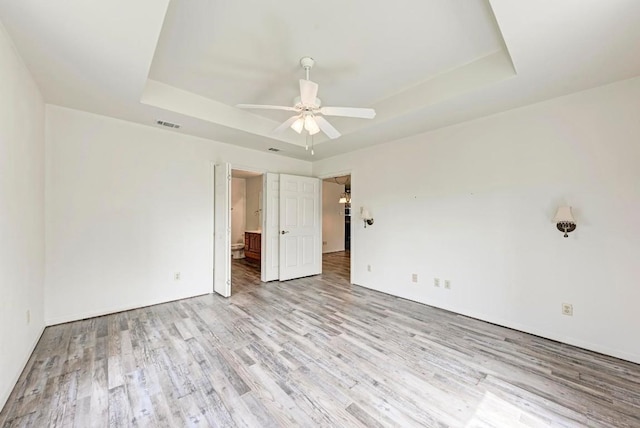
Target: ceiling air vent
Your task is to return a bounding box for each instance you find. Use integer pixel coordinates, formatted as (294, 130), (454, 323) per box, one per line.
(156, 120), (180, 129)
(268, 148), (281, 152)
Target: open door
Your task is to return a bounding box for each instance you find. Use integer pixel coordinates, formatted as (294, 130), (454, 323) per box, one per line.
(214, 163), (231, 297)
(261, 173), (280, 282)
(279, 174), (322, 281)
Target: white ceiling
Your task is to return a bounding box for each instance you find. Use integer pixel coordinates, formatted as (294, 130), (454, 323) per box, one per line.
(1, 0), (639, 160)
(150, 0), (502, 112)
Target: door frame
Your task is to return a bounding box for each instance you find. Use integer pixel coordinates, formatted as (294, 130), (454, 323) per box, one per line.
(211, 161), (267, 296)
(213, 163), (231, 297)
(317, 170), (354, 285)
(261, 172), (280, 282)
(213, 165), (330, 290)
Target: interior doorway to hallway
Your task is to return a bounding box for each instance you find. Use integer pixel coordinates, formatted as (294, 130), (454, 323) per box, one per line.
(321, 175), (351, 281)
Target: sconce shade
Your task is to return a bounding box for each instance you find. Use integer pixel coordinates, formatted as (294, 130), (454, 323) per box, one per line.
(553, 206), (575, 223)
(338, 191), (351, 204)
(554, 206), (576, 237)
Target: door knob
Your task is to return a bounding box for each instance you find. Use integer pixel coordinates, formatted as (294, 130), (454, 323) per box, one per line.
(281, 230), (289, 235)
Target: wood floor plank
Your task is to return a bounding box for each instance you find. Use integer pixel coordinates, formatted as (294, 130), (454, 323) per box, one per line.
(2, 252), (640, 427)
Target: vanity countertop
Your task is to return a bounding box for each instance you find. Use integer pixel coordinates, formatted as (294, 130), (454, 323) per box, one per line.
(245, 230), (262, 234)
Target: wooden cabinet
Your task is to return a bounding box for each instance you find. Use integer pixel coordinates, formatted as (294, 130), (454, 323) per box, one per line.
(244, 232), (261, 262)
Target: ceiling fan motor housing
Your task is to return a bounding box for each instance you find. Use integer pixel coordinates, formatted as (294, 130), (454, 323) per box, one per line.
(294, 96), (321, 109)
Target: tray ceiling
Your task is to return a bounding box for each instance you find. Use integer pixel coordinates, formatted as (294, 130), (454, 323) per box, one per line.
(1, 0), (639, 160)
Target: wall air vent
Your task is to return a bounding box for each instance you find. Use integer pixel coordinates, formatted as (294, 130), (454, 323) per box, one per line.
(268, 147), (281, 152)
(156, 120), (180, 129)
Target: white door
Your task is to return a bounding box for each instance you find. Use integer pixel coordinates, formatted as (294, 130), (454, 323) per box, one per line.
(279, 174), (322, 281)
(261, 173), (280, 282)
(213, 163), (231, 297)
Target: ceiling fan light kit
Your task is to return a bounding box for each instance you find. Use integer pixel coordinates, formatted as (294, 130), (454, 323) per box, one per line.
(291, 117), (304, 133)
(304, 115), (320, 135)
(237, 56), (376, 147)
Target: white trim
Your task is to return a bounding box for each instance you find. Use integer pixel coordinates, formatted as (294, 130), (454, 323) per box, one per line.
(352, 280), (640, 365)
(316, 169), (352, 180)
(45, 293), (210, 326)
(0, 325), (46, 409)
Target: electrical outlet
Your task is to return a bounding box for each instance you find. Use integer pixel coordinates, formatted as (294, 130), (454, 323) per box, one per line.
(174, 272), (181, 281)
(323, 241), (327, 246)
(367, 265), (372, 272)
(444, 279), (451, 289)
(26, 310), (30, 324)
(434, 278), (440, 287)
(562, 303), (573, 316)
(412, 273), (418, 283)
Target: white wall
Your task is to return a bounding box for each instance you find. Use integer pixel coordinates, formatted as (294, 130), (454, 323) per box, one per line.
(45, 106), (311, 324)
(322, 181), (346, 253)
(0, 21), (45, 409)
(245, 175), (262, 231)
(231, 178), (246, 244)
(313, 76), (640, 364)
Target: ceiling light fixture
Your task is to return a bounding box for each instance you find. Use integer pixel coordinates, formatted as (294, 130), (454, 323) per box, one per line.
(291, 117), (304, 134)
(237, 57), (376, 140)
(338, 193), (351, 204)
(332, 176), (351, 204)
(304, 115), (320, 135)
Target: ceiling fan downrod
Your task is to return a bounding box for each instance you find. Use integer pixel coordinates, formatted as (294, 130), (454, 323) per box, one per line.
(300, 57), (314, 81)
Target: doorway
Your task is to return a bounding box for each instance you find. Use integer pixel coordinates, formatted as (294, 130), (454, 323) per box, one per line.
(230, 169), (263, 295)
(321, 175), (351, 282)
(214, 165), (323, 296)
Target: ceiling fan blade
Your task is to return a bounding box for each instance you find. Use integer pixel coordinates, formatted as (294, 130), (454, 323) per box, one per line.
(299, 79), (319, 105)
(237, 104), (297, 112)
(314, 116), (341, 140)
(319, 106), (376, 119)
(272, 115), (302, 134)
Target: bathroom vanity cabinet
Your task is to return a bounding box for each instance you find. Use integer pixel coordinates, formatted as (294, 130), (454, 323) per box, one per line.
(244, 231), (261, 262)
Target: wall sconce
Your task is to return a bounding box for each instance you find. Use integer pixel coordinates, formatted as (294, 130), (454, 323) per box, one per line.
(361, 207), (374, 228)
(554, 206), (576, 238)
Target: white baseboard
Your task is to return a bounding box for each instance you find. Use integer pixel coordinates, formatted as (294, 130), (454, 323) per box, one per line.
(45, 292), (210, 326)
(353, 281), (640, 365)
(0, 325), (46, 412)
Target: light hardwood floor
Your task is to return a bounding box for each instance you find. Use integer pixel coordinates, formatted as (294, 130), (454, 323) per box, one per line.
(1, 251), (639, 427)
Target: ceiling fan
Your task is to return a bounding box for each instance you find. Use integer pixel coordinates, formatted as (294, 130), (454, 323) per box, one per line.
(237, 57), (376, 140)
